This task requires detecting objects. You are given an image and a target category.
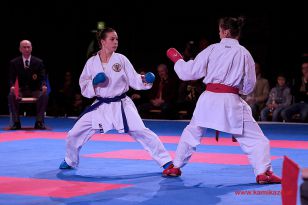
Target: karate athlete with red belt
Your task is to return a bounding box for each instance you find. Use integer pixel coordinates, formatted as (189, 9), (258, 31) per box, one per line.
(163, 17), (281, 184)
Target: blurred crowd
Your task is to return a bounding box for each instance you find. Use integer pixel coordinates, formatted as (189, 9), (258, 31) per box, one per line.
(11, 38), (308, 123)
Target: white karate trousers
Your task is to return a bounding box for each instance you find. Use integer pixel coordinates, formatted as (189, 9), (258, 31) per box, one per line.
(64, 112), (172, 168)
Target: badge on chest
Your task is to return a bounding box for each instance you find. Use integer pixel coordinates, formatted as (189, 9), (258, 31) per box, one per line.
(112, 63), (121, 72)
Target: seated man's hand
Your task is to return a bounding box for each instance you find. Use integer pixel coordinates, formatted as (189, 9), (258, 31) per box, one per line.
(156, 98), (164, 105)
(42, 85), (48, 94)
(302, 168), (308, 179)
(131, 94), (141, 100)
(151, 98), (164, 107)
(272, 103), (278, 108)
(150, 99), (159, 106)
(10, 86), (15, 94)
(246, 97), (256, 104)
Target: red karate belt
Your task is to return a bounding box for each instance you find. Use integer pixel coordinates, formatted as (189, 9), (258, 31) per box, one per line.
(206, 83), (239, 142)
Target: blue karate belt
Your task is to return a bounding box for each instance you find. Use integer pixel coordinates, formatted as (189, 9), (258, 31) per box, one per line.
(77, 93), (129, 133)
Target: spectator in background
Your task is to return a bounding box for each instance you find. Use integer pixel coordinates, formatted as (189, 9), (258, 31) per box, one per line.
(176, 80), (204, 119)
(48, 70), (79, 117)
(281, 62), (308, 122)
(175, 40), (205, 118)
(182, 41), (197, 61)
(8, 40), (48, 130)
(138, 64), (178, 119)
(197, 36), (210, 52)
(57, 71), (76, 116)
(70, 93), (85, 116)
(260, 74), (292, 122)
(242, 63), (269, 120)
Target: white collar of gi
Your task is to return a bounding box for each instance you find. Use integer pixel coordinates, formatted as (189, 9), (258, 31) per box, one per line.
(220, 38), (239, 45)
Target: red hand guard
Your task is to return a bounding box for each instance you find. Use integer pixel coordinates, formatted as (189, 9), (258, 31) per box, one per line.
(166, 48), (183, 63)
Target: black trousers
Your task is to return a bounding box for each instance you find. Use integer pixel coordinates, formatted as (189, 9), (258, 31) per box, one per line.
(8, 89), (48, 123)
(301, 180), (308, 205)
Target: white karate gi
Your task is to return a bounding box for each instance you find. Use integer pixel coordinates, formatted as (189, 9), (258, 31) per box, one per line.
(64, 52), (171, 168)
(173, 38), (272, 175)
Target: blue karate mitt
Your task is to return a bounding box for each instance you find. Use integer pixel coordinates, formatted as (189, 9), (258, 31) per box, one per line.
(144, 72), (155, 83)
(93, 72), (106, 86)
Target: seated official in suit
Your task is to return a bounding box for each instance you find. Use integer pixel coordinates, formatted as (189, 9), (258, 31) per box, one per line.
(8, 40), (48, 130)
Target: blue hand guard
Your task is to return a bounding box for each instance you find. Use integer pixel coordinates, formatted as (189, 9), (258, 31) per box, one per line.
(145, 72), (155, 83)
(93, 72), (106, 86)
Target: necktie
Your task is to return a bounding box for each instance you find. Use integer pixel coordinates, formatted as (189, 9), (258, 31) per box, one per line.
(25, 60), (29, 68)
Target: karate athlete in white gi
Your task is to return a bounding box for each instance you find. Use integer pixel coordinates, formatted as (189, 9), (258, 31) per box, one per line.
(162, 17), (281, 184)
(59, 27), (172, 170)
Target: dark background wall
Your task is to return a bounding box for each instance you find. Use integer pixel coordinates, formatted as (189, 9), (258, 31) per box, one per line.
(0, 1), (307, 114)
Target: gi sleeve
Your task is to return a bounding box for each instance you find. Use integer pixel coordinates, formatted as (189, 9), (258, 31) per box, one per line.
(79, 60), (96, 98)
(122, 55), (152, 90)
(241, 53), (256, 95)
(174, 45), (214, 81)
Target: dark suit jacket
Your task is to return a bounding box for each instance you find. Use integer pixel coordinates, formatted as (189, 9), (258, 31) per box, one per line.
(9, 56), (46, 91)
(148, 76), (178, 103)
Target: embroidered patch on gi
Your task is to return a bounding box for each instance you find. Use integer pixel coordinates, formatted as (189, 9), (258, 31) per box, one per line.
(32, 74), (37, 80)
(112, 63), (121, 72)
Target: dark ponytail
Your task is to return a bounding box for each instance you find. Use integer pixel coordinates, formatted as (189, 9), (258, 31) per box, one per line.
(219, 16), (245, 38)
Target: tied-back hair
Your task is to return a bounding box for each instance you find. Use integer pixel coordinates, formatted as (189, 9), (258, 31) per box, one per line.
(219, 16), (245, 38)
(96, 27), (116, 48)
